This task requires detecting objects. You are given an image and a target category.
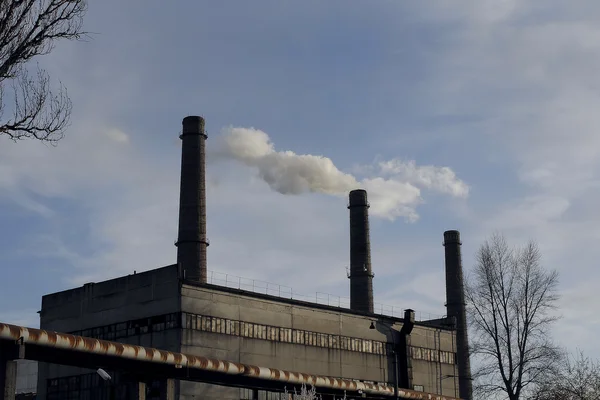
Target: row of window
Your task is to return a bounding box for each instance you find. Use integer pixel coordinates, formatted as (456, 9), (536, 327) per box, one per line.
(66, 311), (456, 365)
(241, 388), (288, 400)
(182, 312), (456, 365)
(68, 313), (180, 341)
(47, 373), (164, 400)
(240, 387), (328, 400)
(183, 312), (387, 355)
(410, 346), (455, 364)
(240, 385), (426, 399)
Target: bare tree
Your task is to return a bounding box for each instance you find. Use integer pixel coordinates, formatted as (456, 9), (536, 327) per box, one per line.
(532, 351), (600, 400)
(0, 0), (87, 143)
(466, 233), (561, 400)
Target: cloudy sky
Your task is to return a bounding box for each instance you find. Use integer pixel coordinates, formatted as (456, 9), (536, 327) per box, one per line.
(1, 0), (600, 359)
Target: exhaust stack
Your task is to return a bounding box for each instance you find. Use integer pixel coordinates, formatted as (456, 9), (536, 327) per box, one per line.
(348, 189), (374, 313)
(443, 230), (472, 400)
(176, 116), (209, 283)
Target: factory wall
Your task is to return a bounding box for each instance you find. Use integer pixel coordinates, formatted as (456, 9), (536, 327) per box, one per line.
(36, 265), (181, 399)
(180, 283), (459, 398)
(31, 265), (459, 399)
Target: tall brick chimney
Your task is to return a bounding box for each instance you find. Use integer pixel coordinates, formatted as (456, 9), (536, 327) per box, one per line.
(443, 230), (472, 400)
(175, 116), (209, 283)
(348, 189), (374, 313)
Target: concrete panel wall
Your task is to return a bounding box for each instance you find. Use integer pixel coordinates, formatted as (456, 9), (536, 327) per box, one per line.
(40, 265), (180, 332)
(182, 284), (458, 397)
(183, 285), (395, 341)
(15, 360), (37, 394)
(37, 266), (182, 399)
(181, 333), (386, 382)
(32, 269), (459, 399)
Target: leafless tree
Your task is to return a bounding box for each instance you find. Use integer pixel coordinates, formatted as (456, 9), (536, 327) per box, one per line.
(466, 233), (561, 400)
(532, 350), (600, 400)
(0, 0), (87, 143)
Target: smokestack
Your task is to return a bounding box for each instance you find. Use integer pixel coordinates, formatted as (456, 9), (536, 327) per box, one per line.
(443, 230), (472, 400)
(176, 116), (209, 283)
(348, 189), (374, 313)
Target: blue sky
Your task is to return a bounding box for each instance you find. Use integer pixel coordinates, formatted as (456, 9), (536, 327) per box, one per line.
(2, 0), (600, 359)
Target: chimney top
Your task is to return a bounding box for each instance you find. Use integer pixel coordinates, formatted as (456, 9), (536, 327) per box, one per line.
(348, 189), (369, 208)
(443, 230), (461, 245)
(182, 116), (205, 136)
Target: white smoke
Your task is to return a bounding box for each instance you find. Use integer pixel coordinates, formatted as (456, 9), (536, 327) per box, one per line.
(216, 126), (469, 221)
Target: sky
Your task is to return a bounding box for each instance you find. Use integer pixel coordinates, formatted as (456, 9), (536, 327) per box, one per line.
(1, 0), (600, 362)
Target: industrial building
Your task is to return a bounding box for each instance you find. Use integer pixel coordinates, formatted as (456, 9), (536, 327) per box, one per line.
(3, 116), (472, 399)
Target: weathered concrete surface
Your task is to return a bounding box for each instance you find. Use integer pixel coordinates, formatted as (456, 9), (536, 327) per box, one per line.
(181, 283), (459, 397)
(1, 359), (17, 400)
(32, 265), (459, 398)
(14, 360), (36, 395)
(37, 265), (181, 399)
(40, 265), (180, 332)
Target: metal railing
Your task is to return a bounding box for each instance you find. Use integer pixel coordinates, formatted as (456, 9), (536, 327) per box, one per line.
(206, 270), (444, 322)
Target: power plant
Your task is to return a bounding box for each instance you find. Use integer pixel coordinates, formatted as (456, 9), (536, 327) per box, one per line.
(1, 116), (472, 400)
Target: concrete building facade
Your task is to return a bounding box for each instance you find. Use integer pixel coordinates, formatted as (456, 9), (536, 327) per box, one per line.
(36, 265), (460, 399)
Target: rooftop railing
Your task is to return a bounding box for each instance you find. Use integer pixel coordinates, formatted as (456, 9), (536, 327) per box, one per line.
(206, 270), (444, 322)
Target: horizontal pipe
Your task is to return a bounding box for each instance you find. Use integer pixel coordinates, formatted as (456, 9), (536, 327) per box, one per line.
(0, 322), (459, 400)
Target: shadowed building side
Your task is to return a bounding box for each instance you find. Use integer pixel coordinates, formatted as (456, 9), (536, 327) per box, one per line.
(348, 189), (374, 314)
(443, 230), (472, 400)
(176, 116), (209, 283)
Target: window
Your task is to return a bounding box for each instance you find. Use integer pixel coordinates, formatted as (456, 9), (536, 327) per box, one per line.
(241, 322), (252, 337)
(203, 316), (212, 331)
(268, 326), (279, 341)
(72, 310), (393, 357)
(281, 328), (292, 343)
(231, 320), (240, 336)
(166, 313), (179, 329)
(440, 350), (455, 365)
(116, 322), (127, 338)
(315, 333), (324, 347)
(330, 335), (339, 349)
(340, 336), (349, 350)
(373, 341), (383, 355)
(294, 330), (305, 344)
(350, 338), (362, 352)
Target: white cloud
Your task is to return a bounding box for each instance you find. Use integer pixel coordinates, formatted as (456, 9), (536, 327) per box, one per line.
(378, 159), (469, 198)
(105, 128), (130, 144)
(216, 126), (469, 221)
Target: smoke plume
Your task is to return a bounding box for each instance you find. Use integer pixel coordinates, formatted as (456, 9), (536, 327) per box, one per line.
(216, 126), (469, 221)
